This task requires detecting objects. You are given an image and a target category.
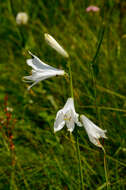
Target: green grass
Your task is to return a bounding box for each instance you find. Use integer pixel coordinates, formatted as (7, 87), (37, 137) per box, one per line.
(0, 0), (126, 189)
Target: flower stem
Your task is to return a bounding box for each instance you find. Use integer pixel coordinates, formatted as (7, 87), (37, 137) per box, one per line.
(68, 60), (84, 189)
(90, 26), (110, 190)
(76, 134), (84, 190)
(90, 25), (105, 117)
(68, 60), (74, 98)
(101, 146), (109, 190)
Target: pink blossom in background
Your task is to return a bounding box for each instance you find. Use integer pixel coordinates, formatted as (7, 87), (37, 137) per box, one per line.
(86, 5), (100, 12)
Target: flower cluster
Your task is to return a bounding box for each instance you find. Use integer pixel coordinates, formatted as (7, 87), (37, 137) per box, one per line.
(24, 34), (107, 148)
(54, 97), (107, 147)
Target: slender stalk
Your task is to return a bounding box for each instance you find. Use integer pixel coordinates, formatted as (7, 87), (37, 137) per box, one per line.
(90, 25), (109, 189)
(8, 0), (12, 14)
(68, 60), (74, 98)
(90, 25), (105, 117)
(101, 146), (109, 190)
(76, 133), (84, 190)
(67, 60), (84, 190)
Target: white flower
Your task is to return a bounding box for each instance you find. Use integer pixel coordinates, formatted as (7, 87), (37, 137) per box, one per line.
(54, 98), (82, 133)
(80, 115), (107, 147)
(44, 33), (69, 58)
(7, 107), (13, 112)
(23, 51), (65, 90)
(16, 12), (28, 25)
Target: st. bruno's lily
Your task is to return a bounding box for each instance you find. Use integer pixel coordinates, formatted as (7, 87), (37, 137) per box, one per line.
(16, 12), (28, 25)
(54, 98), (82, 133)
(44, 33), (69, 58)
(80, 115), (107, 147)
(23, 51), (65, 90)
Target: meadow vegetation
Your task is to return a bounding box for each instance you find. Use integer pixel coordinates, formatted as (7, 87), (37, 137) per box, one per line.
(0, 0), (126, 189)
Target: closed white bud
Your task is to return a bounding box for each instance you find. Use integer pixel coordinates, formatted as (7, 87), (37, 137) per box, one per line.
(44, 33), (69, 58)
(16, 12), (28, 25)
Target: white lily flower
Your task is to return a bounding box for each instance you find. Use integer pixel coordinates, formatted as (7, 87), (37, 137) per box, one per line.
(54, 98), (82, 133)
(16, 12), (28, 25)
(80, 115), (107, 147)
(23, 51), (65, 90)
(44, 33), (69, 58)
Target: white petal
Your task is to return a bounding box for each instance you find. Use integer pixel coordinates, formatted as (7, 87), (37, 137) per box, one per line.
(66, 119), (75, 132)
(64, 109), (75, 132)
(24, 53), (65, 89)
(54, 121), (65, 133)
(55, 110), (63, 121)
(27, 51), (60, 71)
(24, 71), (64, 89)
(23, 74), (53, 90)
(23, 72), (50, 81)
(72, 111), (82, 127)
(63, 98), (81, 127)
(27, 79), (42, 90)
(76, 121), (82, 127)
(44, 33), (69, 58)
(16, 12), (28, 25)
(80, 115), (107, 147)
(81, 115), (107, 138)
(24, 70), (64, 81)
(54, 98), (81, 133)
(88, 135), (101, 147)
(62, 98), (74, 114)
(54, 110), (65, 132)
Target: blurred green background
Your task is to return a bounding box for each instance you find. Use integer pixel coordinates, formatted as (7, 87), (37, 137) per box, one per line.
(0, 0), (126, 189)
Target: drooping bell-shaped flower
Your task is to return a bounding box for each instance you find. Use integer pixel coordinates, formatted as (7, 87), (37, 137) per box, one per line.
(80, 115), (107, 147)
(44, 33), (69, 58)
(23, 51), (65, 90)
(54, 98), (82, 133)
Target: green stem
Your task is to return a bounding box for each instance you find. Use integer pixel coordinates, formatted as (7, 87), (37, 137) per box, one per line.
(68, 60), (74, 98)
(92, 26), (105, 64)
(90, 25), (109, 190)
(8, 0), (12, 14)
(90, 26), (105, 117)
(76, 134), (84, 190)
(101, 146), (109, 190)
(68, 60), (84, 189)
